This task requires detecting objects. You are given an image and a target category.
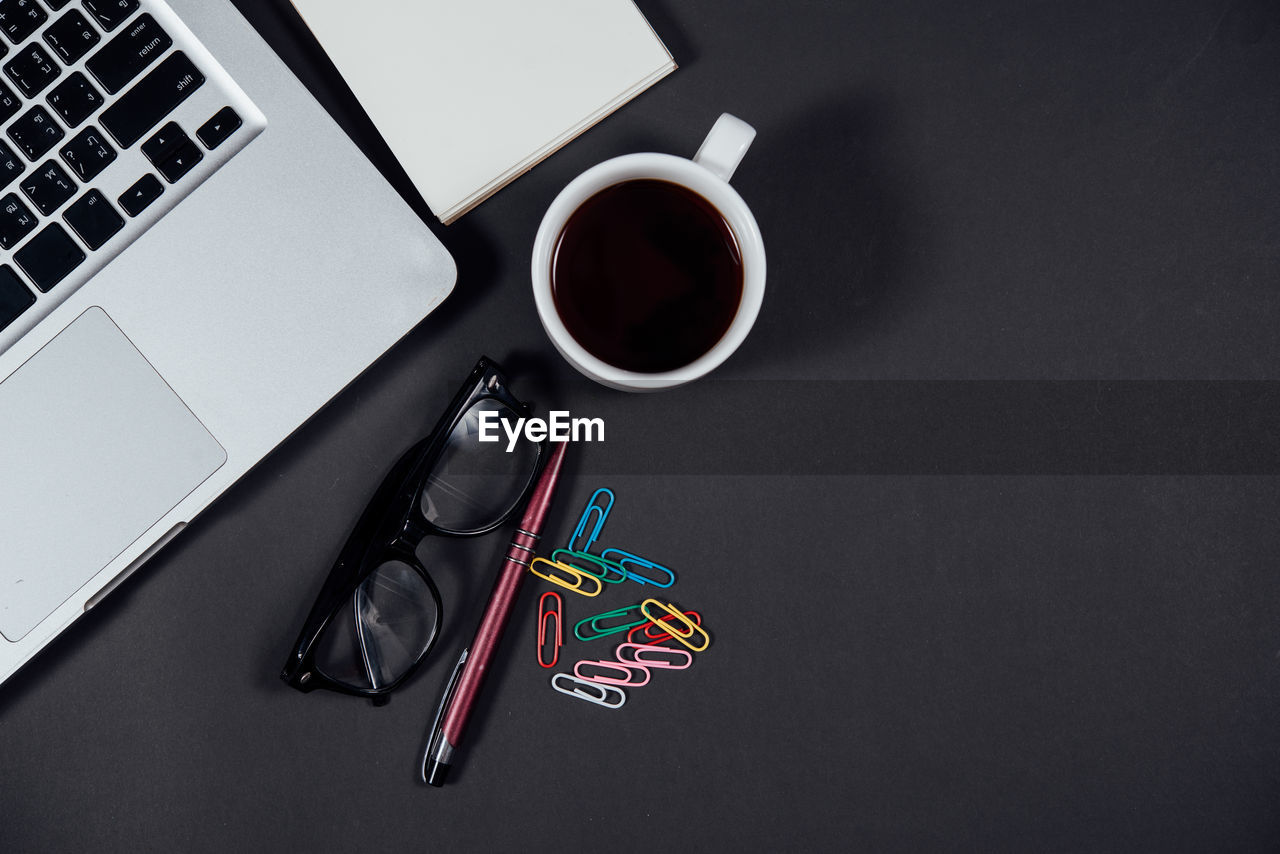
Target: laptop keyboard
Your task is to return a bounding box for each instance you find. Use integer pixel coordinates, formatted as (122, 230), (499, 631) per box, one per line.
(0, 0), (264, 344)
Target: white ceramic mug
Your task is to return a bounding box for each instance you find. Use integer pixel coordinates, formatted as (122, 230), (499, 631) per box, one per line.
(531, 113), (766, 391)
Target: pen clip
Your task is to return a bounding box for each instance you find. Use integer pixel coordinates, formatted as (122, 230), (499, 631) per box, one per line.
(420, 647), (468, 782)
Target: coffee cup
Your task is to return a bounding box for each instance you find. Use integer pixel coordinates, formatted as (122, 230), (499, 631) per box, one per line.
(531, 113), (766, 391)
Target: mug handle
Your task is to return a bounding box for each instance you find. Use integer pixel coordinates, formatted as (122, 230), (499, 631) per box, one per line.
(693, 113), (756, 182)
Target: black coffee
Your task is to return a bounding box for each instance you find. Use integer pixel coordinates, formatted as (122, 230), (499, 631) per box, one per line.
(550, 179), (744, 374)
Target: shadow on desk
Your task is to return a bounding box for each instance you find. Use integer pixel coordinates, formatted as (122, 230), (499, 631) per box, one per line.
(737, 94), (924, 372)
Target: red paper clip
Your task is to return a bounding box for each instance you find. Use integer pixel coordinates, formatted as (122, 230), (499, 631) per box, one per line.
(626, 609), (702, 646)
(537, 591), (563, 669)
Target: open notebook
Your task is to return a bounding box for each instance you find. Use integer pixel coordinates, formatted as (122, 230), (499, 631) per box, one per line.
(291, 0), (676, 224)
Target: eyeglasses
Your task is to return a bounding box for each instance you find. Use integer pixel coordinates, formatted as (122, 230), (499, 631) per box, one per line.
(281, 357), (545, 702)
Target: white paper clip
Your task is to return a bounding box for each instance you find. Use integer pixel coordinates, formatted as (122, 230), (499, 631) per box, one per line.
(551, 673), (627, 709)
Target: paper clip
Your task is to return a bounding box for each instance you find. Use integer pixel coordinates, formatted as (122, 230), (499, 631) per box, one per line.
(529, 556), (603, 597)
(640, 599), (711, 652)
(574, 604), (649, 641)
(627, 609), (703, 646)
(615, 642), (694, 670)
(536, 591), (563, 669)
(567, 488), (614, 553)
(551, 673), (627, 709)
(601, 548), (676, 588)
(552, 548), (627, 584)
(574, 659), (651, 687)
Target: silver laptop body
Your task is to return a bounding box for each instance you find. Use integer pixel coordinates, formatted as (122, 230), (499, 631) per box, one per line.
(0, 0), (456, 686)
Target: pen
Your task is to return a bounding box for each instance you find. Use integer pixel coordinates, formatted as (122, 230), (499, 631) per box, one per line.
(421, 442), (567, 786)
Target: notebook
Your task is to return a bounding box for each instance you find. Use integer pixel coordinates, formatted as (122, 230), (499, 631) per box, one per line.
(290, 0), (676, 224)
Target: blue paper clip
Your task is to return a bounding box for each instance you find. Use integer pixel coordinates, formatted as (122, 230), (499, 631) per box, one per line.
(552, 548), (627, 584)
(567, 488), (614, 553)
(574, 604), (649, 641)
(601, 548), (676, 588)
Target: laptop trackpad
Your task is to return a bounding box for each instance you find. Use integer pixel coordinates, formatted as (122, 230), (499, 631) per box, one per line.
(0, 308), (226, 642)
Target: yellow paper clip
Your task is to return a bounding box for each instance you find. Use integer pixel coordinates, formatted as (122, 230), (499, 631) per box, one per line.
(530, 556), (603, 597)
(640, 599), (711, 652)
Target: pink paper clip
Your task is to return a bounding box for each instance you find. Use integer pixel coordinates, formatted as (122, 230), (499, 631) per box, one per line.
(615, 642), (693, 670)
(537, 591), (563, 669)
(574, 659), (651, 687)
(626, 609), (703, 646)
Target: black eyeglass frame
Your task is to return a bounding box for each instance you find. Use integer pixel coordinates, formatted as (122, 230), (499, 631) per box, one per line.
(280, 357), (544, 700)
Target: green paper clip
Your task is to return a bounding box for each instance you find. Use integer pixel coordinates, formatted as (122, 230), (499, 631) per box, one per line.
(574, 604), (649, 641)
(552, 548), (627, 584)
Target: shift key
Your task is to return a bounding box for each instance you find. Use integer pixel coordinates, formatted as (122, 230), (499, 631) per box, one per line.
(100, 52), (204, 149)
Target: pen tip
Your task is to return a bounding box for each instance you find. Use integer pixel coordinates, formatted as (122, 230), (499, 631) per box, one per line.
(423, 759), (450, 787)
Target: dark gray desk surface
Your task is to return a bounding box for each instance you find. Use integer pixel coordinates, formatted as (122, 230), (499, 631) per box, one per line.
(4, 1), (1280, 851)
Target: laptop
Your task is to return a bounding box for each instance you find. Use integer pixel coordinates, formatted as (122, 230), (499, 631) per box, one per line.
(0, 0), (456, 687)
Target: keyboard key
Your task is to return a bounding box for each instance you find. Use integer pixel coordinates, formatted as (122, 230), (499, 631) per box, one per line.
(0, 78), (18, 124)
(100, 52), (203, 148)
(44, 10), (100, 65)
(45, 0), (72, 10)
(197, 107), (240, 150)
(8, 105), (65, 160)
(47, 72), (102, 128)
(141, 121), (202, 183)
(118, 173), (160, 216)
(155, 139), (200, 183)
(0, 0), (48, 46)
(140, 120), (183, 162)
(0, 139), (22, 190)
(5, 43), (61, 98)
(0, 264), (35, 332)
(84, 0), (138, 32)
(63, 188), (122, 249)
(59, 126), (114, 181)
(0, 192), (35, 248)
(15, 222), (85, 292)
(86, 13), (169, 95)
(20, 159), (75, 215)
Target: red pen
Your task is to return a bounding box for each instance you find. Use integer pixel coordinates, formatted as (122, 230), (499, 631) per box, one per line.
(421, 442), (567, 786)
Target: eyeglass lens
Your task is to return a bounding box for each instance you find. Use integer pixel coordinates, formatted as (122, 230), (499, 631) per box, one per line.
(313, 560), (439, 690)
(420, 398), (541, 532)
(306, 393), (540, 693)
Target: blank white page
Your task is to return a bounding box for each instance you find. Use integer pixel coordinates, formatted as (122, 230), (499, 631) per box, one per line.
(290, 0), (675, 223)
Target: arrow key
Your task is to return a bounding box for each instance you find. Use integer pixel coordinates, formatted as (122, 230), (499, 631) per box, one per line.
(142, 121), (186, 165)
(156, 138), (201, 183)
(196, 106), (240, 150)
(118, 173), (161, 217)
